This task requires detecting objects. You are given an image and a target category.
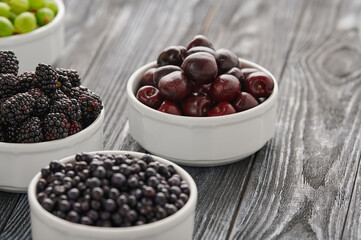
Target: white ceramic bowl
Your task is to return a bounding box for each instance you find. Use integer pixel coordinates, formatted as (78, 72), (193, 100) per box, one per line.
(28, 150), (197, 240)
(0, 0), (65, 73)
(0, 109), (104, 193)
(127, 58), (278, 166)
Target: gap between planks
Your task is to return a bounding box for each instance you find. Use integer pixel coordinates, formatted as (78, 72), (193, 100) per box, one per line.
(340, 153), (361, 239)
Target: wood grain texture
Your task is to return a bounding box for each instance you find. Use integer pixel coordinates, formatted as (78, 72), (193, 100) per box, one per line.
(0, 193), (20, 233)
(229, 0), (361, 239)
(0, 195), (31, 240)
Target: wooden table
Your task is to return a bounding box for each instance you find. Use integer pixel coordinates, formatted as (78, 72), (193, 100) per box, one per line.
(1, 0), (361, 239)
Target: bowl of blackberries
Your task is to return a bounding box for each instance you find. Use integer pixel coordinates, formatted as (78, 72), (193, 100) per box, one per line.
(0, 0), (64, 72)
(127, 35), (278, 166)
(28, 151), (197, 240)
(0, 51), (104, 192)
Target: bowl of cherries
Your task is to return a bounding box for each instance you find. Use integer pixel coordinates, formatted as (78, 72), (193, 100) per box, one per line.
(127, 35), (278, 166)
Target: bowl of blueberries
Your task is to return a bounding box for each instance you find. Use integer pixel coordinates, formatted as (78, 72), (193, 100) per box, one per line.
(127, 35), (278, 166)
(0, 51), (104, 192)
(0, 0), (65, 72)
(28, 151), (197, 240)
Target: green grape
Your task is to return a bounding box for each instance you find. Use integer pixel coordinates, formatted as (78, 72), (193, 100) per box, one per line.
(29, 0), (45, 10)
(14, 11), (36, 33)
(9, 0), (29, 14)
(44, 0), (56, 14)
(0, 2), (10, 17)
(8, 11), (16, 22)
(0, 16), (14, 36)
(36, 7), (53, 25)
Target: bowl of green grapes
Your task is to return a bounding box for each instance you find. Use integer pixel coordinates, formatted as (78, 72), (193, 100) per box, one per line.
(0, 0), (65, 72)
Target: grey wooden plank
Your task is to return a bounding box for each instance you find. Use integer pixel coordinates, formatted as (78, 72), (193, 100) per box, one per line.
(331, 0), (361, 238)
(0, 193), (20, 233)
(54, 0), (126, 75)
(229, 0), (361, 239)
(0, 195), (31, 240)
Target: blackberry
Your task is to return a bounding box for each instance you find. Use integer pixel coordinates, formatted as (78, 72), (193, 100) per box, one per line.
(0, 51), (19, 75)
(0, 125), (6, 142)
(50, 96), (81, 122)
(49, 89), (68, 101)
(17, 117), (43, 143)
(0, 92), (35, 124)
(35, 64), (58, 94)
(69, 121), (82, 135)
(56, 74), (72, 94)
(0, 74), (18, 99)
(7, 125), (18, 143)
(56, 68), (81, 87)
(18, 72), (37, 92)
(28, 89), (50, 116)
(69, 87), (103, 126)
(42, 113), (70, 141)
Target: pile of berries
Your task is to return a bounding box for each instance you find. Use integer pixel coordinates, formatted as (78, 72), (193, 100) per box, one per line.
(0, 0), (58, 37)
(136, 35), (274, 117)
(0, 50), (103, 143)
(36, 153), (190, 227)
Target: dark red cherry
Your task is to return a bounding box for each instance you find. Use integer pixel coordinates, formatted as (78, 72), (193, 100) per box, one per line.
(217, 48), (239, 74)
(140, 68), (156, 87)
(240, 68), (258, 78)
(191, 82), (212, 95)
(233, 92), (259, 112)
(136, 86), (163, 109)
(186, 35), (215, 50)
(181, 52), (218, 84)
(153, 65), (181, 87)
(158, 71), (191, 101)
(186, 46), (218, 60)
(157, 46), (187, 67)
(158, 101), (182, 115)
(208, 102), (236, 116)
(210, 74), (241, 102)
(245, 72), (274, 98)
(181, 92), (213, 117)
(227, 67), (245, 89)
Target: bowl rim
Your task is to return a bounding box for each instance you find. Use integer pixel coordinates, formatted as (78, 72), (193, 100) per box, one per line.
(126, 58), (278, 126)
(28, 150), (197, 237)
(0, 0), (65, 44)
(0, 108), (104, 150)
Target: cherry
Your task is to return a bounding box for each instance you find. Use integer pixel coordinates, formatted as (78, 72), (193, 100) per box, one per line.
(153, 65), (181, 87)
(140, 68), (156, 87)
(240, 68), (258, 78)
(217, 48), (239, 74)
(158, 100), (182, 115)
(181, 92), (213, 117)
(233, 92), (259, 112)
(245, 72), (274, 98)
(191, 82), (211, 95)
(158, 71), (191, 101)
(186, 46), (218, 60)
(210, 74), (241, 102)
(181, 52), (218, 84)
(227, 67), (245, 89)
(186, 35), (214, 50)
(208, 102), (236, 116)
(157, 46), (187, 67)
(136, 86), (163, 109)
